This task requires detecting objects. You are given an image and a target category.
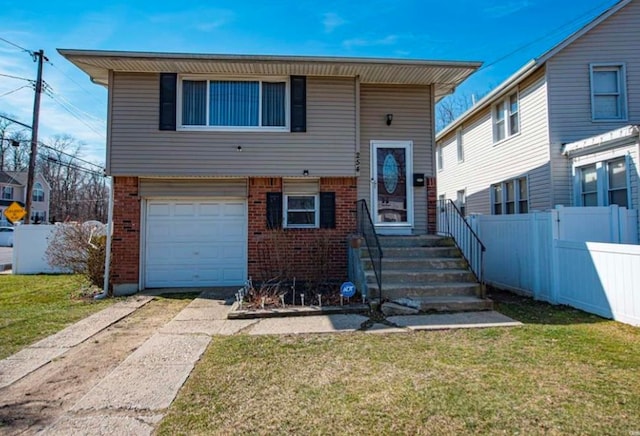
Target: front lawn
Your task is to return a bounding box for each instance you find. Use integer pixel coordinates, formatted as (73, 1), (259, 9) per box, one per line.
(0, 275), (115, 359)
(159, 292), (640, 435)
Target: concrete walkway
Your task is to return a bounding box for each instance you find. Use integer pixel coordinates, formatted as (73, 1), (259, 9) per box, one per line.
(1, 291), (521, 435)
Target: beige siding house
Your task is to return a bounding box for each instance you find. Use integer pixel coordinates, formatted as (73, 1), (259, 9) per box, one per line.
(0, 171), (50, 224)
(437, 0), (640, 225)
(60, 50), (479, 294)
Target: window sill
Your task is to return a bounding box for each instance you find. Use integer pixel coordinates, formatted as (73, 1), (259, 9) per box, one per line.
(591, 118), (628, 123)
(492, 131), (522, 147)
(178, 126), (289, 133)
(284, 225), (320, 230)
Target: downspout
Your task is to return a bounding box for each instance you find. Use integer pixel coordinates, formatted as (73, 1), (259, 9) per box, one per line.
(95, 176), (114, 300)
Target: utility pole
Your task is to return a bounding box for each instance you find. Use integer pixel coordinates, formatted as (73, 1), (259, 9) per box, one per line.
(25, 49), (46, 224)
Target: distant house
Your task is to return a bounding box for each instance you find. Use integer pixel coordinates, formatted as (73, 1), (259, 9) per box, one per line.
(60, 49), (480, 295)
(0, 171), (51, 224)
(436, 0), (639, 231)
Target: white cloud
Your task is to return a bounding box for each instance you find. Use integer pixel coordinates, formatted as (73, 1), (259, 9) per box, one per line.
(322, 13), (346, 33)
(484, 1), (531, 18)
(343, 34), (398, 49)
(149, 9), (234, 33)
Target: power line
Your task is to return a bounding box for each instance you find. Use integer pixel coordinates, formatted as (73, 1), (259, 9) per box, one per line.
(43, 81), (106, 126)
(0, 36), (31, 53)
(40, 155), (104, 177)
(0, 85), (29, 99)
(0, 72), (33, 82)
(45, 61), (106, 107)
(477, 0), (615, 72)
(0, 114), (32, 129)
(42, 88), (106, 138)
(38, 142), (104, 169)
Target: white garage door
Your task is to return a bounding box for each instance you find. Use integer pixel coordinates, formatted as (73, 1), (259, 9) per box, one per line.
(144, 200), (247, 288)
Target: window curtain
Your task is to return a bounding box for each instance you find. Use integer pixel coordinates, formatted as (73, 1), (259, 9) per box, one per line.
(210, 81), (259, 126)
(182, 81), (207, 125)
(262, 82), (286, 126)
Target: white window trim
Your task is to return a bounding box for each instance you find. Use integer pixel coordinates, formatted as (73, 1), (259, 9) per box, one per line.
(437, 144), (443, 171)
(573, 154), (631, 207)
(177, 75), (290, 132)
(492, 90), (520, 145)
(589, 63), (628, 122)
(490, 176), (529, 215)
(456, 128), (464, 162)
(283, 193), (319, 229)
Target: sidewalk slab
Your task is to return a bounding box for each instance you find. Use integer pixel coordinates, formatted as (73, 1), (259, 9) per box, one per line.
(72, 333), (210, 412)
(247, 314), (368, 335)
(31, 296), (152, 349)
(0, 296), (152, 389)
(45, 414), (159, 436)
(387, 311), (522, 331)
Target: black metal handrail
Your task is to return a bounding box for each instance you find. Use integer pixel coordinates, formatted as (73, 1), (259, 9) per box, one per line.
(356, 200), (383, 302)
(436, 199), (486, 295)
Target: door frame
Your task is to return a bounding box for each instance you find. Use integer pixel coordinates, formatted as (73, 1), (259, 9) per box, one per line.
(370, 140), (414, 235)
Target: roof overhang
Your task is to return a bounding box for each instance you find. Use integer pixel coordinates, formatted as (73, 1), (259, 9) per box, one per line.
(57, 49), (482, 101)
(563, 125), (639, 157)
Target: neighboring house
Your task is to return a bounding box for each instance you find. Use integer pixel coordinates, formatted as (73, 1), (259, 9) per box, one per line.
(436, 0), (640, 229)
(0, 171), (51, 224)
(60, 49), (480, 294)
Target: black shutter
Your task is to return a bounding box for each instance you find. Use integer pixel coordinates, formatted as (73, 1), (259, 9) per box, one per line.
(266, 192), (283, 229)
(159, 73), (177, 131)
(290, 76), (306, 132)
(319, 192), (336, 229)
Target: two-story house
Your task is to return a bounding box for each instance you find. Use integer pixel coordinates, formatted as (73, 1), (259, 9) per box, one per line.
(0, 171), (51, 224)
(60, 50), (480, 295)
(436, 0), (639, 230)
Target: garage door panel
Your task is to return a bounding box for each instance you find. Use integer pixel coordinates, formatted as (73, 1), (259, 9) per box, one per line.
(145, 199), (247, 288)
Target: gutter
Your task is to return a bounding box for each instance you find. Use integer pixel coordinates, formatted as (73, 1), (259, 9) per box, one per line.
(95, 177), (114, 300)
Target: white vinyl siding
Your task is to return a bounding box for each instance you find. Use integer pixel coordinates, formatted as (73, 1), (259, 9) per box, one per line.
(437, 144), (443, 170)
(437, 69), (550, 215)
(546, 0), (640, 206)
(590, 64), (627, 121)
(110, 73), (356, 177)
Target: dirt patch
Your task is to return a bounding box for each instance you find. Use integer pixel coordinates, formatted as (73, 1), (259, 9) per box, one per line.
(0, 297), (191, 435)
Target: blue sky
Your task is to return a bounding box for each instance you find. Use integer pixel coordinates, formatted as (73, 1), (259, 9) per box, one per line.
(0, 0), (621, 165)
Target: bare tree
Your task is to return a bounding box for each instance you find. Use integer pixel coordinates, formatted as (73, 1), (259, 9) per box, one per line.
(0, 115), (29, 171)
(37, 135), (107, 223)
(436, 90), (490, 132)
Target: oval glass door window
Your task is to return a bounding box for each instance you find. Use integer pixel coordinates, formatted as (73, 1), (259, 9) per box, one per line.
(383, 153), (399, 194)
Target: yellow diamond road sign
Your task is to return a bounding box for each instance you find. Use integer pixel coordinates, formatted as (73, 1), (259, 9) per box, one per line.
(4, 202), (26, 223)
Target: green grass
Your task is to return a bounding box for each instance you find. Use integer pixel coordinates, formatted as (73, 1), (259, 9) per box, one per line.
(0, 275), (115, 359)
(159, 292), (640, 435)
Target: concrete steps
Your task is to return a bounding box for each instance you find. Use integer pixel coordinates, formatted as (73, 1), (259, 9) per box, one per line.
(361, 235), (491, 313)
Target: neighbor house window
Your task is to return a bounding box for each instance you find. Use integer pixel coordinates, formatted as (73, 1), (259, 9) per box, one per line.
(493, 91), (519, 143)
(31, 211), (46, 223)
(32, 182), (44, 202)
(590, 64), (627, 121)
(456, 189), (466, 216)
(456, 128), (464, 162)
(180, 77), (287, 129)
(577, 157), (629, 207)
(492, 177), (528, 215)
(2, 186), (13, 200)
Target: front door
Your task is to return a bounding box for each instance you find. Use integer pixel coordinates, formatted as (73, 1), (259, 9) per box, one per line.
(371, 141), (413, 234)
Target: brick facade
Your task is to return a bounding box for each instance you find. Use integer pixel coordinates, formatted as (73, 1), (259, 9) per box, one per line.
(110, 176), (140, 290)
(247, 176), (357, 283)
(426, 176), (437, 234)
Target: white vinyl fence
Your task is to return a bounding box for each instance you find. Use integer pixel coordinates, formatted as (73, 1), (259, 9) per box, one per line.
(12, 225), (63, 274)
(468, 206), (640, 326)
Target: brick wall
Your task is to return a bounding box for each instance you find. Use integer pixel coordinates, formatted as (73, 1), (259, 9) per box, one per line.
(110, 176), (140, 288)
(247, 176), (357, 283)
(426, 176), (437, 234)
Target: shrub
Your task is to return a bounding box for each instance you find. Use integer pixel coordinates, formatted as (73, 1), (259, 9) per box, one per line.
(45, 223), (107, 288)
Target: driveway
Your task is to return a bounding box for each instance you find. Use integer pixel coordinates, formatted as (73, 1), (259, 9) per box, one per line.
(0, 247), (12, 267)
